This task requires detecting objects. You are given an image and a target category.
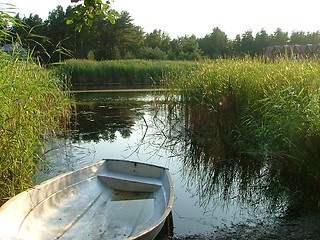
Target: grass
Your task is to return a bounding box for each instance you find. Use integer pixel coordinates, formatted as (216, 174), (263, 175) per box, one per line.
(59, 58), (320, 179)
(163, 58), (320, 183)
(53, 57), (320, 203)
(58, 59), (200, 88)
(0, 59), (70, 205)
(58, 57), (320, 181)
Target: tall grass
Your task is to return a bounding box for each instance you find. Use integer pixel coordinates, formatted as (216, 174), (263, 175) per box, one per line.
(58, 59), (200, 88)
(165, 58), (320, 182)
(0, 59), (70, 205)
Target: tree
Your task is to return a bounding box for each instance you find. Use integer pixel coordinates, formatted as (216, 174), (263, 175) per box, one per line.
(230, 34), (242, 57)
(241, 30), (255, 56)
(111, 12), (143, 58)
(67, 0), (119, 31)
(64, 6), (83, 57)
(272, 28), (289, 45)
(290, 31), (308, 44)
(144, 30), (162, 49)
(45, 6), (73, 63)
(22, 14), (47, 53)
(8, 14), (49, 62)
(198, 27), (229, 59)
(144, 29), (171, 52)
(90, 11), (143, 60)
(170, 35), (203, 60)
(138, 47), (167, 60)
(255, 29), (271, 56)
(307, 31), (320, 44)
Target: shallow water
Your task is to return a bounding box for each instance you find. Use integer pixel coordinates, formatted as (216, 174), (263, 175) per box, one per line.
(39, 91), (320, 239)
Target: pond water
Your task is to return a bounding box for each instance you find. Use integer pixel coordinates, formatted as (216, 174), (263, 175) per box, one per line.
(38, 91), (320, 239)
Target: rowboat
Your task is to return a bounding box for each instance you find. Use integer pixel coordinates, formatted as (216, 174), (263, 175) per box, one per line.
(0, 159), (174, 240)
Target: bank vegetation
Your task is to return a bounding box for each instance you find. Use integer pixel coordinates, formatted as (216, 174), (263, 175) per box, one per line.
(163, 58), (320, 198)
(0, 58), (70, 205)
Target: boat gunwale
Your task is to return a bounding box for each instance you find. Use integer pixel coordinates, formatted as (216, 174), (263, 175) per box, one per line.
(0, 159), (175, 240)
(103, 158), (175, 240)
(0, 160), (105, 214)
(128, 168), (175, 240)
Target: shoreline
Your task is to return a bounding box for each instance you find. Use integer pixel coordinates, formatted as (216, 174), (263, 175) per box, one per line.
(68, 88), (169, 93)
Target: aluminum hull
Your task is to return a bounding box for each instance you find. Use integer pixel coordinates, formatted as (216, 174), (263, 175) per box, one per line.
(0, 159), (174, 240)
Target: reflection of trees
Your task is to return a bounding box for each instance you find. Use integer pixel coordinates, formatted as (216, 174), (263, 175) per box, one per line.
(70, 102), (144, 143)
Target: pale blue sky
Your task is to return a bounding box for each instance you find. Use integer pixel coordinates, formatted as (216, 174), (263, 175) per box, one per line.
(3, 0), (320, 39)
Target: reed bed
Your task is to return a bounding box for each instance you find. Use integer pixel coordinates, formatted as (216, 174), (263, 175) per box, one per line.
(58, 59), (200, 88)
(165, 58), (320, 182)
(0, 59), (70, 205)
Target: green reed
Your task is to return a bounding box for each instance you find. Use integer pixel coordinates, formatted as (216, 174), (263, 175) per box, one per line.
(165, 58), (320, 182)
(0, 59), (70, 205)
(58, 59), (199, 88)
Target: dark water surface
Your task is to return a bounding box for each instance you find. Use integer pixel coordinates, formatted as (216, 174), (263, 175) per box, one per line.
(39, 91), (320, 239)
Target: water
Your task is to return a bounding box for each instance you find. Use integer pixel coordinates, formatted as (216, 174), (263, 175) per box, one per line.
(39, 91), (320, 239)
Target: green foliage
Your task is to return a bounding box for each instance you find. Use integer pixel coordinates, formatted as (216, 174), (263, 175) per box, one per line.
(58, 59), (199, 88)
(254, 29), (271, 55)
(66, 0), (119, 31)
(241, 30), (255, 56)
(138, 47), (167, 60)
(0, 60), (70, 204)
(199, 27), (230, 58)
(144, 29), (171, 52)
(166, 59), (320, 181)
(6, 3), (320, 62)
(8, 10), (73, 64)
(169, 35), (203, 60)
(0, 5), (70, 206)
(272, 28), (289, 45)
(87, 50), (95, 60)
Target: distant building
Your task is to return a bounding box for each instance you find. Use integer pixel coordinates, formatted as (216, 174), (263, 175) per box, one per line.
(265, 44), (320, 61)
(0, 43), (28, 59)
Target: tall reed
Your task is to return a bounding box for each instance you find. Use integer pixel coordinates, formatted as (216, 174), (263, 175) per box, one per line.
(0, 59), (70, 205)
(58, 59), (199, 88)
(165, 58), (320, 182)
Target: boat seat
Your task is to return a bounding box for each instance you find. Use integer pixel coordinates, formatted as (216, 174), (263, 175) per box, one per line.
(97, 172), (162, 192)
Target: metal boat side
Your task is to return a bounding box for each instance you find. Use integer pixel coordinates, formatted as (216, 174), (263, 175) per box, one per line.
(0, 159), (174, 240)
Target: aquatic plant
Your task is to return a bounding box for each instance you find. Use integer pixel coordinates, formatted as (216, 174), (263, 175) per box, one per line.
(165, 58), (320, 187)
(58, 59), (199, 89)
(0, 59), (70, 205)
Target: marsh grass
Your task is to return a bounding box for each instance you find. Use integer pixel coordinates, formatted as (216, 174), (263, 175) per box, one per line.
(165, 58), (320, 183)
(0, 59), (70, 205)
(58, 59), (199, 88)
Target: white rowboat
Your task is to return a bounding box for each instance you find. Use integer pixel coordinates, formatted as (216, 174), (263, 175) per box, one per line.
(0, 159), (174, 240)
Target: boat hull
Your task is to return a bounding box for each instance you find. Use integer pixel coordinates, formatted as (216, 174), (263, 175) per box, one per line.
(0, 159), (174, 240)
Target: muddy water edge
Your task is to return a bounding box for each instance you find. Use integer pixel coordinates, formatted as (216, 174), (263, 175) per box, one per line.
(39, 91), (320, 239)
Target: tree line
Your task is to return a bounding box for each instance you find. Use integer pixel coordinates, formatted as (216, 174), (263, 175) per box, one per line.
(5, 5), (320, 63)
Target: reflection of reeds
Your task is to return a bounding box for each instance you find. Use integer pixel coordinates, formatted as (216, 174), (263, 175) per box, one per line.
(156, 104), (289, 210)
(149, 104), (287, 214)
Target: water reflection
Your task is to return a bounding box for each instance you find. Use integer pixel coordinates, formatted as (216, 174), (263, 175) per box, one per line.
(153, 102), (320, 222)
(71, 102), (143, 142)
(42, 92), (320, 239)
(149, 104), (289, 212)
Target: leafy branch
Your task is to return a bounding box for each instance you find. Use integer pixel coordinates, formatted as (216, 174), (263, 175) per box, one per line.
(66, 0), (119, 31)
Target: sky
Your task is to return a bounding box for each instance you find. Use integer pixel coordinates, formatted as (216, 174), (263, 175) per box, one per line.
(3, 0), (320, 40)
